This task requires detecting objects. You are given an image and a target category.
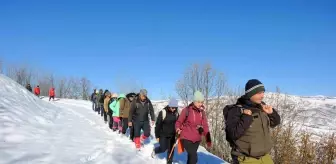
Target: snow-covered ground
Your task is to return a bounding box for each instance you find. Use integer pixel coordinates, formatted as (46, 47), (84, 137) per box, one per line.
(0, 74), (226, 164)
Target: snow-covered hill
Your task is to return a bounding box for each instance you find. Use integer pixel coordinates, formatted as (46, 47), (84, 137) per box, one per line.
(0, 74), (226, 164)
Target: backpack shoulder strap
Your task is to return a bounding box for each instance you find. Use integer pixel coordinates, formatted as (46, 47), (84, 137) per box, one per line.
(185, 107), (189, 117)
(162, 109), (166, 120)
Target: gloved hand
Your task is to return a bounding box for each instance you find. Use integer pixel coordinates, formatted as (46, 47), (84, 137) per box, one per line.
(205, 132), (212, 143)
(207, 142), (212, 148)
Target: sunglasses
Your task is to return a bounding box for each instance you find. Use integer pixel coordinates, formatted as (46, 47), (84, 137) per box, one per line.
(170, 107), (178, 110)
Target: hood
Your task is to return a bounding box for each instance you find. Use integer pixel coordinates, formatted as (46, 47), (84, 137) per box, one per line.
(118, 93), (126, 99)
(126, 92), (136, 98)
(188, 102), (205, 112)
(237, 96), (265, 111)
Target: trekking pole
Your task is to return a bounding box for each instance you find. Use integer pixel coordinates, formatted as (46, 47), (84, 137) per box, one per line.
(168, 134), (180, 160)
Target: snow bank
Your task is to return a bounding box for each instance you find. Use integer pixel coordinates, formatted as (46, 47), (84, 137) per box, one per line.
(0, 74), (63, 163)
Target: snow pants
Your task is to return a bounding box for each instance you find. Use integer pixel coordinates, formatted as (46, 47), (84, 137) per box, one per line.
(181, 139), (200, 164)
(112, 117), (122, 132)
(154, 136), (176, 163)
(134, 121), (150, 148)
(232, 154), (274, 164)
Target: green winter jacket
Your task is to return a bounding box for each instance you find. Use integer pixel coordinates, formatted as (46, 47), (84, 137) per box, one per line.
(109, 94), (126, 117)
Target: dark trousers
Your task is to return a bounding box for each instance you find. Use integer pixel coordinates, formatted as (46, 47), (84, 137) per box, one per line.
(92, 102), (96, 111)
(107, 111), (113, 129)
(121, 118), (128, 134)
(181, 139), (200, 164)
(97, 104), (103, 115)
(49, 96), (55, 101)
(134, 121), (150, 138)
(155, 136), (176, 163)
(103, 110), (107, 122)
(130, 121), (134, 141)
(100, 105), (104, 117)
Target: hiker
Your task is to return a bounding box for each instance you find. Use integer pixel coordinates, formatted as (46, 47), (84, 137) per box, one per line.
(49, 87), (55, 101)
(102, 89), (109, 121)
(34, 85), (40, 97)
(107, 93), (118, 129)
(224, 79), (281, 164)
(119, 94), (131, 135)
(103, 91), (111, 124)
(26, 84), (32, 92)
(126, 92), (137, 141)
(97, 89), (104, 115)
(175, 91), (212, 164)
(152, 98), (179, 164)
(109, 93), (124, 133)
(128, 89), (155, 150)
(91, 89), (97, 111)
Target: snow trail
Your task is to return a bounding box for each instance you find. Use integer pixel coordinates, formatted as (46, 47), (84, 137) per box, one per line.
(0, 74), (226, 164)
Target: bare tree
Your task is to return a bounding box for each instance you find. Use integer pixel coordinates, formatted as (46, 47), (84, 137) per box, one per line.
(176, 78), (190, 107)
(176, 62), (234, 161)
(80, 77), (91, 100)
(6, 64), (34, 86)
(57, 77), (67, 98)
(37, 73), (54, 97)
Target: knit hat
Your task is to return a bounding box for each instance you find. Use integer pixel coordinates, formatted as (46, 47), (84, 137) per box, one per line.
(168, 98), (178, 107)
(193, 91), (205, 102)
(245, 79), (265, 98)
(139, 89), (147, 96)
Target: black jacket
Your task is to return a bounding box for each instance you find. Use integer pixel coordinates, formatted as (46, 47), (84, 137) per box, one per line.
(26, 86), (32, 92)
(129, 98), (155, 122)
(155, 106), (179, 138)
(225, 96), (281, 142)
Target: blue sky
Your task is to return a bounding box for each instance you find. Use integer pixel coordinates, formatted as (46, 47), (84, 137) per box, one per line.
(1, 0), (335, 99)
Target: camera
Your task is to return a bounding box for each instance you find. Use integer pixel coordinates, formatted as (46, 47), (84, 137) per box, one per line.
(197, 125), (204, 135)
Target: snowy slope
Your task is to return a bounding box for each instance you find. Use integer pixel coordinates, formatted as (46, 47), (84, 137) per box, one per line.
(0, 74), (226, 164)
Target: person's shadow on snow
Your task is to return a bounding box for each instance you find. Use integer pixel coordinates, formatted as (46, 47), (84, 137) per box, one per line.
(154, 143), (226, 164)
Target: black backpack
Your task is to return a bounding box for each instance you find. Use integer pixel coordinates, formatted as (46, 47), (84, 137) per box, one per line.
(223, 104), (243, 128)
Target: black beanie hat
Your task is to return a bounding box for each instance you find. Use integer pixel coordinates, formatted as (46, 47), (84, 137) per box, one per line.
(245, 79), (265, 98)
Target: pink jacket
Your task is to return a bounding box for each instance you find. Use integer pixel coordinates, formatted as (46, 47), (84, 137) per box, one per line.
(175, 103), (210, 143)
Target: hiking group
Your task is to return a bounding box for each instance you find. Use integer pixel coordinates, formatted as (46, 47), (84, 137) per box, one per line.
(25, 84), (56, 101)
(89, 79), (281, 164)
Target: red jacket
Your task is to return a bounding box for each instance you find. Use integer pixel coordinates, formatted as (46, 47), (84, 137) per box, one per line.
(34, 87), (40, 95)
(49, 88), (55, 97)
(175, 103), (210, 143)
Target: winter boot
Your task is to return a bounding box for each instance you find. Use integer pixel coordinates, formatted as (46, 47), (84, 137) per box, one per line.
(151, 149), (156, 158)
(134, 137), (141, 150)
(140, 134), (147, 146)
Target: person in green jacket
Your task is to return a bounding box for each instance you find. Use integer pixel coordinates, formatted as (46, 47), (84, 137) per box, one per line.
(109, 94), (126, 133)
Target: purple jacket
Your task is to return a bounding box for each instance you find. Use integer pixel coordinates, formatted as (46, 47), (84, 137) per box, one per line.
(175, 103), (210, 143)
